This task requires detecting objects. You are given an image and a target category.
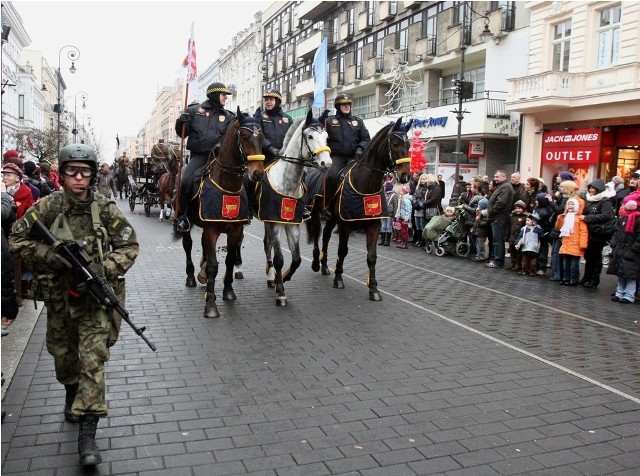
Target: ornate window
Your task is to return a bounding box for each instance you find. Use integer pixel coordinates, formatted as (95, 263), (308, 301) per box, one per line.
(552, 19), (572, 72)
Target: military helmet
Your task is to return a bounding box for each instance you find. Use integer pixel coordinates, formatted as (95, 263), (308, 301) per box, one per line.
(334, 93), (353, 107)
(263, 90), (283, 101)
(58, 143), (98, 169)
(206, 82), (231, 100)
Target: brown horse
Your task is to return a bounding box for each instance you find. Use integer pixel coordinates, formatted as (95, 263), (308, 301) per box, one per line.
(176, 107), (265, 318)
(157, 148), (179, 221)
(305, 117), (413, 301)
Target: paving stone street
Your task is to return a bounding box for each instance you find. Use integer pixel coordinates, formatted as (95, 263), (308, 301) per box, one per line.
(2, 199), (639, 475)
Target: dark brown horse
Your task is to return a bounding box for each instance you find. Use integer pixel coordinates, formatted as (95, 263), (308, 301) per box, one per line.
(157, 148), (179, 221)
(114, 160), (130, 199)
(305, 118), (413, 301)
(176, 107), (265, 318)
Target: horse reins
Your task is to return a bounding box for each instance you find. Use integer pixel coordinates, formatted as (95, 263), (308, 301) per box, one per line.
(275, 125), (331, 169)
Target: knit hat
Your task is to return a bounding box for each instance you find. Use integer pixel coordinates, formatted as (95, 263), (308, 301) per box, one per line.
(528, 212), (540, 223)
(632, 172), (640, 179)
(2, 163), (23, 179)
(559, 171), (574, 181)
(514, 200), (526, 209)
(478, 198), (489, 210)
(3, 149), (19, 161)
(625, 200), (638, 211)
(611, 176), (624, 186)
(23, 161), (37, 176)
(567, 197), (579, 209)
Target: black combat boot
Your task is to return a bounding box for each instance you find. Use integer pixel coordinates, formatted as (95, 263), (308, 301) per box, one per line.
(64, 384), (79, 423)
(78, 415), (102, 466)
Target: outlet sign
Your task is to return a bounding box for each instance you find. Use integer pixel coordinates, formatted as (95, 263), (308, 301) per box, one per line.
(541, 129), (601, 164)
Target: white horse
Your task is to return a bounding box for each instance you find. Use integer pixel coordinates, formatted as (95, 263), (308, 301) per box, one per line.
(254, 110), (332, 306)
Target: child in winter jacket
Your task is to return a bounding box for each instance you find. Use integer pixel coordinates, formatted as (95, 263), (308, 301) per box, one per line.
(471, 198), (490, 261)
(554, 197), (588, 285)
(507, 200), (528, 271)
(515, 213), (544, 276)
(395, 184), (413, 249)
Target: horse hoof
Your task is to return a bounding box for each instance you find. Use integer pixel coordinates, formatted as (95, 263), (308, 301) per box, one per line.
(333, 280), (344, 289)
(204, 307), (220, 318)
(234, 271), (244, 280)
(222, 290), (236, 301)
(311, 262), (320, 272)
(276, 296), (287, 307)
(369, 292), (382, 301)
(186, 276), (197, 287)
(197, 272), (207, 284)
(267, 280), (275, 288)
(321, 267), (331, 276)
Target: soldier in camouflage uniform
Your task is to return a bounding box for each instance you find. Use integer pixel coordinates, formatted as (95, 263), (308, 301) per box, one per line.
(9, 144), (139, 467)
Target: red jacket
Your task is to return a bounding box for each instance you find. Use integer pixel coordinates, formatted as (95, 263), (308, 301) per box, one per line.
(12, 182), (34, 219)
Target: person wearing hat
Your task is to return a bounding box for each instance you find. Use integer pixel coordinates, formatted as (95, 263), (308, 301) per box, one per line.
(617, 172), (640, 217)
(174, 82), (235, 232)
(514, 213), (544, 276)
(253, 90), (293, 166)
(607, 199), (640, 303)
(23, 161), (52, 198)
(2, 163), (33, 220)
(471, 197), (490, 261)
(319, 93), (371, 214)
(150, 138), (172, 176)
(9, 143), (139, 467)
(506, 199), (528, 271)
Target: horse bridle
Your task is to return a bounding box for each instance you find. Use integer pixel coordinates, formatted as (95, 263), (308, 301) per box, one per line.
(277, 124), (331, 168)
(214, 122), (265, 177)
(356, 130), (410, 175)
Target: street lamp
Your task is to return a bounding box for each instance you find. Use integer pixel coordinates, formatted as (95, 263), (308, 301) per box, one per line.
(82, 114), (92, 144)
(56, 45), (80, 153)
(258, 59), (275, 95)
(450, 3), (493, 205)
(73, 91), (88, 140)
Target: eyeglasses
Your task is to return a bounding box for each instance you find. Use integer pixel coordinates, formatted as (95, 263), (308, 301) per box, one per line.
(62, 166), (94, 178)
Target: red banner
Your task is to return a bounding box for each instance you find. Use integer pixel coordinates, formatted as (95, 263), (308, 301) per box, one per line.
(222, 195), (240, 218)
(541, 129), (601, 164)
(280, 197), (297, 221)
(363, 195), (382, 216)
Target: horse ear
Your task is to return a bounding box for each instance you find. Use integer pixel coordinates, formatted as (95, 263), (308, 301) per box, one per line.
(393, 117), (403, 131)
(236, 106), (242, 120)
(305, 109), (313, 127)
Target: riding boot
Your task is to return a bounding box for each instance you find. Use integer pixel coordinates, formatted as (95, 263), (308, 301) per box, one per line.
(78, 415), (102, 466)
(175, 192), (191, 232)
(64, 384), (79, 423)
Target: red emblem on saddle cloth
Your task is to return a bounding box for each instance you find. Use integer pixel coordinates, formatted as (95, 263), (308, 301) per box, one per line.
(222, 195), (241, 218)
(363, 195), (382, 216)
(281, 197), (297, 221)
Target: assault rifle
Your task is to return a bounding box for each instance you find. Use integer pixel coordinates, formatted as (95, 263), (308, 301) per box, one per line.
(31, 218), (157, 351)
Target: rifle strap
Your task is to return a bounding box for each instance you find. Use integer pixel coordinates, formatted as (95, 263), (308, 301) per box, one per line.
(91, 201), (109, 262)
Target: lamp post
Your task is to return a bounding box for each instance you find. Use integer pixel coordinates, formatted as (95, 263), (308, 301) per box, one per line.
(56, 45), (80, 153)
(82, 114), (92, 144)
(450, 3), (492, 205)
(258, 60), (274, 95)
(73, 91), (88, 141)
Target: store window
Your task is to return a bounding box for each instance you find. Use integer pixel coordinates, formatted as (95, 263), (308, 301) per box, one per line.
(597, 5), (621, 68)
(552, 19), (572, 72)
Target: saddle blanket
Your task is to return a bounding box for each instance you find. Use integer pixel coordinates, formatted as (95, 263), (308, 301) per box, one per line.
(255, 172), (306, 224)
(197, 177), (249, 222)
(336, 168), (389, 222)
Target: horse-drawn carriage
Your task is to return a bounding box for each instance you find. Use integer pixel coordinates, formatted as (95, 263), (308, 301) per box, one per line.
(128, 156), (163, 217)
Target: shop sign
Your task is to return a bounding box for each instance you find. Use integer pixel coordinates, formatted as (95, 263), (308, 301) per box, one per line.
(468, 141), (485, 158)
(541, 129), (601, 164)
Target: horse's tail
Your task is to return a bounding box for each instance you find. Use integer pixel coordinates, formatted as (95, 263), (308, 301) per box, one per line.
(305, 199), (321, 245)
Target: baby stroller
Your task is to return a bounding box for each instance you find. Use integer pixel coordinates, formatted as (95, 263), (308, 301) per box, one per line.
(424, 206), (470, 257)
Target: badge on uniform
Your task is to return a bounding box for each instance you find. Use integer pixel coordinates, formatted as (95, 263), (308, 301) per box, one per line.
(278, 120), (282, 125)
(332, 119), (339, 125)
(262, 114), (269, 120)
(283, 117), (289, 123)
(352, 120), (358, 127)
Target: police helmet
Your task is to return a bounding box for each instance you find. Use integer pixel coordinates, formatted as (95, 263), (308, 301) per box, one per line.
(263, 90), (283, 104)
(206, 82), (231, 100)
(334, 93), (353, 108)
(58, 143), (98, 170)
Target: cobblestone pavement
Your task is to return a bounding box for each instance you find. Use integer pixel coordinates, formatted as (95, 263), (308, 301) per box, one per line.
(2, 199), (639, 475)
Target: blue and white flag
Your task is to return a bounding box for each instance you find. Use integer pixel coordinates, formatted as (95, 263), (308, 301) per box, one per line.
(312, 38), (328, 109)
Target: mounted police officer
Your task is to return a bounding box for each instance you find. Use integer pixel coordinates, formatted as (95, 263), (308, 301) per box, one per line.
(174, 82), (235, 232)
(254, 90), (293, 166)
(9, 143), (139, 467)
(321, 93), (371, 212)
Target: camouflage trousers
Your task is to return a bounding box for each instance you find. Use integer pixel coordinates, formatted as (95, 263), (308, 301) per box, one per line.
(45, 295), (110, 417)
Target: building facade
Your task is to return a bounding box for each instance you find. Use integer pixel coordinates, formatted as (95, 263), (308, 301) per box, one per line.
(507, 1), (640, 190)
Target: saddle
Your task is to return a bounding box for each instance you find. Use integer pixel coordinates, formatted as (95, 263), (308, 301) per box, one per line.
(195, 176), (249, 222)
(334, 164), (388, 222)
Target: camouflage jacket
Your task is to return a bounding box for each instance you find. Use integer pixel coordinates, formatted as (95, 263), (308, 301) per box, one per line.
(9, 190), (139, 286)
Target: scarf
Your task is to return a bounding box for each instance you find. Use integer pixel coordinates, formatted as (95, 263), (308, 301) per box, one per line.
(6, 184), (19, 196)
(624, 210), (640, 233)
(560, 198), (579, 237)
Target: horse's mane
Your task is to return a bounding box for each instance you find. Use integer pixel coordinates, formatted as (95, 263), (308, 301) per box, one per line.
(281, 117), (306, 151)
(362, 123), (393, 156)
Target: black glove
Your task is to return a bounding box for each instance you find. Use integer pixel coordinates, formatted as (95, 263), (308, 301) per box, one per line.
(44, 248), (72, 272)
(354, 148), (364, 160)
(268, 146), (280, 157)
(179, 112), (190, 123)
(319, 109), (330, 123)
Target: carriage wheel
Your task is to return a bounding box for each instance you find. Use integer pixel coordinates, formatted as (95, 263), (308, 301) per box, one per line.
(434, 245), (446, 257)
(456, 242), (470, 258)
(143, 193), (151, 217)
(129, 194), (135, 212)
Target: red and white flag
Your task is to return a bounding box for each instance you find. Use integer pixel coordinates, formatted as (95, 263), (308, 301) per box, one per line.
(182, 22), (197, 82)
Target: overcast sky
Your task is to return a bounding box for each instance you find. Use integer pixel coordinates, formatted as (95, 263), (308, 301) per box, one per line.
(16, 0), (271, 161)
